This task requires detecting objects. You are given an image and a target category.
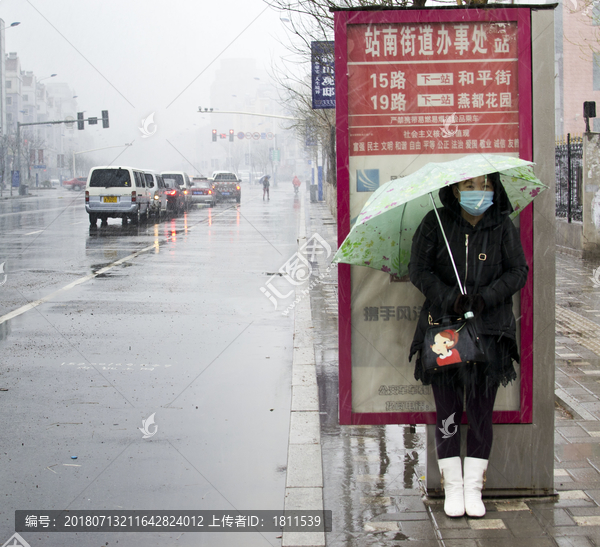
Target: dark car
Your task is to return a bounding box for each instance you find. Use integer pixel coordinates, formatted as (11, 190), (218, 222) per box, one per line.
(163, 178), (186, 215)
(211, 171), (241, 204)
(190, 177), (217, 207)
(161, 172), (192, 211)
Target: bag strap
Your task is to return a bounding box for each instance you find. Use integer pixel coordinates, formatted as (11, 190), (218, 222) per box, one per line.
(472, 230), (488, 295)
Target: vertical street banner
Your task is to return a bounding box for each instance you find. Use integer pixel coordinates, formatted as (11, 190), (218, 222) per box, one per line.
(312, 41), (336, 109)
(334, 8), (533, 425)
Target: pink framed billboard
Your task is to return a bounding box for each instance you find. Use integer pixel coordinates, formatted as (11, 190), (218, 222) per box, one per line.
(335, 7), (533, 425)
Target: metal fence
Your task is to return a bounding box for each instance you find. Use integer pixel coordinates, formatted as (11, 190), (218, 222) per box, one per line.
(555, 134), (583, 222)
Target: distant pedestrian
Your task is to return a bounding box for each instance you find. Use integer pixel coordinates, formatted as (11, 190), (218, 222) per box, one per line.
(292, 175), (301, 195)
(261, 175), (270, 200)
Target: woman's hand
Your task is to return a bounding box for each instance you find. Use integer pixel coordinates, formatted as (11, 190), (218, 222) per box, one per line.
(453, 294), (485, 316)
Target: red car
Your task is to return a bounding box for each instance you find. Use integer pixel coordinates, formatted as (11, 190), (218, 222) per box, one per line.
(63, 177), (87, 191)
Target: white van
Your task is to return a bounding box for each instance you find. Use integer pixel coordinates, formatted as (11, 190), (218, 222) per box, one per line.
(85, 166), (151, 226)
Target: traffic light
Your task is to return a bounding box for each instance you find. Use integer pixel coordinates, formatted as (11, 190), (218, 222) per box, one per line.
(102, 110), (109, 128)
(77, 112), (84, 130)
(229, 129), (234, 142)
(212, 129), (217, 142)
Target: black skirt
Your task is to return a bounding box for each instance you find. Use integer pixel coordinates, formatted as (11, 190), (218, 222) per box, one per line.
(414, 333), (518, 389)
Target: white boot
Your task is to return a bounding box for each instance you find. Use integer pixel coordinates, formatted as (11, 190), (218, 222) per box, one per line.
(463, 457), (488, 517)
(438, 456), (465, 517)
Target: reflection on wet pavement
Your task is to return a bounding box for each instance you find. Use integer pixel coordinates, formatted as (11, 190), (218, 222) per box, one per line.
(307, 203), (430, 545)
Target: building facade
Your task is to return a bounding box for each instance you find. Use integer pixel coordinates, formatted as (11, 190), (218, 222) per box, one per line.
(556, 0), (600, 136)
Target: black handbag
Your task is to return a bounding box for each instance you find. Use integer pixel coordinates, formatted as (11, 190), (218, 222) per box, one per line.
(422, 315), (486, 373)
(421, 231), (488, 374)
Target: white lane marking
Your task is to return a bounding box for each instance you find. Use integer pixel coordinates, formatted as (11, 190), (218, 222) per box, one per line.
(0, 243), (155, 327)
(25, 230), (44, 236)
(0, 206), (235, 326)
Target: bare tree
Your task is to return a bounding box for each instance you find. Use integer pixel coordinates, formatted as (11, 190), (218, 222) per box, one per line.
(227, 142), (245, 174)
(0, 134), (10, 195)
(563, 0), (600, 62)
(22, 129), (46, 184)
(266, 0), (419, 50)
(268, 0), (439, 207)
(271, 48), (337, 194)
(251, 141), (271, 176)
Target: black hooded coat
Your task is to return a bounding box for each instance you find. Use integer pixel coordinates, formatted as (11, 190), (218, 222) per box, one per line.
(408, 177), (529, 386)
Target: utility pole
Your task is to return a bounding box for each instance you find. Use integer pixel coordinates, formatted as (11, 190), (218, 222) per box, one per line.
(16, 111), (109, 194)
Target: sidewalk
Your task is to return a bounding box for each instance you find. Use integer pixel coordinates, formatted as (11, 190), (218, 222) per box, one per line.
(306, 203), (600, 547)
(0, 187), (59, 200)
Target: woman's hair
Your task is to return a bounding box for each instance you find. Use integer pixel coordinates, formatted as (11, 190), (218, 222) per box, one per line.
(487, 171), (500, 189)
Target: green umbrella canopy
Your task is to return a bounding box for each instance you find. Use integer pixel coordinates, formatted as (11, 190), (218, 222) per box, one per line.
(333, 154), (547, 278)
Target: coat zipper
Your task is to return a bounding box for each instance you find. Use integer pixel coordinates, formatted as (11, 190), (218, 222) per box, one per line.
(465, 233), (469, 290)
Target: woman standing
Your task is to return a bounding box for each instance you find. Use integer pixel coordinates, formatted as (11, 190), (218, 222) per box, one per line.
(408, 173), (528, 518)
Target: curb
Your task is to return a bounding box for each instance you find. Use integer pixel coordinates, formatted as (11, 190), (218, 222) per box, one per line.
(0, 194), (33, 200)
(555, 391), (596, 421)
(282, 195), (326, 547)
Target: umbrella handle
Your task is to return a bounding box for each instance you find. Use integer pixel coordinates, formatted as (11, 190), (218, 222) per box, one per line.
(428, 193), (466, 296)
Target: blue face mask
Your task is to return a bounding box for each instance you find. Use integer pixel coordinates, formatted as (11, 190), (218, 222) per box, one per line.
(458, 190), (494, 216)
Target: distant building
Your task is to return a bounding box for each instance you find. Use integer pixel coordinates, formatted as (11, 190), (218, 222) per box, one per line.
(556, 1), (600, 136)
(5, 51), (21, 131)
(21, 71), (37, 125)
(2, 51), (79, 181)
(0, 20), (6, 135)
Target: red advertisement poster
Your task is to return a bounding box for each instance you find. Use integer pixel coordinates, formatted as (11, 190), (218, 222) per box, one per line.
(348, 21), (519, 156)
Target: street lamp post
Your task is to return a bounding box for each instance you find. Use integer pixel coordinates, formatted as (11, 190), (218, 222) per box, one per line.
(37, 73), (57, 83)
(198, 108), (299, 121)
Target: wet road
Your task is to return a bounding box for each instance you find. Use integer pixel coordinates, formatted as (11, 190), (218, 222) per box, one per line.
(0, 184), (303, 546)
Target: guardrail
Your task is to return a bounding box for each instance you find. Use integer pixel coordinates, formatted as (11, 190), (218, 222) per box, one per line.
(555, 134), (583, 222)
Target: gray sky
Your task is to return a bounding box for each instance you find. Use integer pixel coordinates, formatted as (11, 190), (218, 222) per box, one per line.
(1, 0), (293, 171)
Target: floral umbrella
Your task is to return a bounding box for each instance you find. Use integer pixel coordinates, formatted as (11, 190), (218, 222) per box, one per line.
(332, 154), (547, 278)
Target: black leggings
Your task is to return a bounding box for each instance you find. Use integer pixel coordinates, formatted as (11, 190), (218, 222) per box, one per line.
(432, 377), (498, 460)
